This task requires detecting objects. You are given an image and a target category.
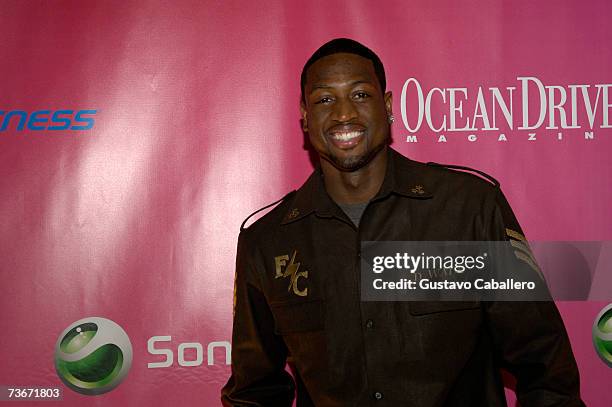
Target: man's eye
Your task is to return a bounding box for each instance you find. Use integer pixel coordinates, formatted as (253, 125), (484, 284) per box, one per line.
(315, 96), (333, 104)
(354, 91), (370, 99)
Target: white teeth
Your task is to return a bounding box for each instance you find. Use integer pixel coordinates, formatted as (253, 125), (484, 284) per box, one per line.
(332, 131), (363, 141)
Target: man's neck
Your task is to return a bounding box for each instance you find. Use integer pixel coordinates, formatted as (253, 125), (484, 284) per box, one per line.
(320, 146), (388, 204)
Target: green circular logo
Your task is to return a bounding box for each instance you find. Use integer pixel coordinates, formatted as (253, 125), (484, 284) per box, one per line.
(593, 304), (612, 367)
(54, 317), (133, 395)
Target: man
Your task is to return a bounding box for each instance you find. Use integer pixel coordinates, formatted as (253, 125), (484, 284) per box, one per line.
(222, 38), (584, 406)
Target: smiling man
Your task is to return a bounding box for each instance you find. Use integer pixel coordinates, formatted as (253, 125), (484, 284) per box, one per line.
(221, 38), (584, 406)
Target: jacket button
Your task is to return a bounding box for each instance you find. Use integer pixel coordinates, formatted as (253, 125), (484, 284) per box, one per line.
(373, 391), (383, 400)
(365, 319), (374, 329)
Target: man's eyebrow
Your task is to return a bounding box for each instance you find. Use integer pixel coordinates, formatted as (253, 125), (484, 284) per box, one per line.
(309, 80), (375, 92)
(310, 84), (332, 91)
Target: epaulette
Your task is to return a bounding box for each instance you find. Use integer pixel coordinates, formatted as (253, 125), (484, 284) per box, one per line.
(426, 162), (500, 187)
(240, 191), (296, 231)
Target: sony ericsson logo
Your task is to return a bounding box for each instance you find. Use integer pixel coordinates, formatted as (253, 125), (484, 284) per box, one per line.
(593, 304), (612, 367)
(54, 317), (133, 395)
(0, 109), (96, 131)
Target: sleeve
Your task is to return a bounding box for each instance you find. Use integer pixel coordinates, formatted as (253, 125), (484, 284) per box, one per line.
(221, 231), (295, 407)
(483, 188), (585, 407)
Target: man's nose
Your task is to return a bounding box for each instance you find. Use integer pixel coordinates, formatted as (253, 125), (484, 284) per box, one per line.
(331, 97), (358, 122)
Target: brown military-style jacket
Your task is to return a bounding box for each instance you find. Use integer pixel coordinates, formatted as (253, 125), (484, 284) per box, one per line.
(221, 148), (584, 406)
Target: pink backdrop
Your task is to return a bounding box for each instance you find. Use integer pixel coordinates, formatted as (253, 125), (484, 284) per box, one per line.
(1, 0), (610, 405)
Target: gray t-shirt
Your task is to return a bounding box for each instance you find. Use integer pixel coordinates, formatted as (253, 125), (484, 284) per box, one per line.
(338, 201), (369, 227)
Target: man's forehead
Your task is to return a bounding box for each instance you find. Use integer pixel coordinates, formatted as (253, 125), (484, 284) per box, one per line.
(305, 53), (378, 89)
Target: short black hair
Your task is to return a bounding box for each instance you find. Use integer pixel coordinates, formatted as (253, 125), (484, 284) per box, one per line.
(300, 38), (386, 102)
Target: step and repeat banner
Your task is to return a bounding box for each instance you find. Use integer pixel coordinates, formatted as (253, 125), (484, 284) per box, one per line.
(1, 1), (611, 405)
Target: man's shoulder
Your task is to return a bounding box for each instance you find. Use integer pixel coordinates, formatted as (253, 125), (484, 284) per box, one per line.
(393, 150), (500, 198)
(239, 190), (298, 237)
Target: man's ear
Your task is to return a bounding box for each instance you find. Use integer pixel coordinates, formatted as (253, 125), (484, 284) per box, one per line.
(300, 100), (308, 132)
(384, 91), (393, 118)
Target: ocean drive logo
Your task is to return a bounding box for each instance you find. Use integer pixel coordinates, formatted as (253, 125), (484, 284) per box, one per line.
(399, 77), (611, 143)
(54, 317), (133, 395)
(593, 304), (612, 367)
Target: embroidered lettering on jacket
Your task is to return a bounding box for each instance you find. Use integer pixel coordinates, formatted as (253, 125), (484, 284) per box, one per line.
(274, 250), (308, 297)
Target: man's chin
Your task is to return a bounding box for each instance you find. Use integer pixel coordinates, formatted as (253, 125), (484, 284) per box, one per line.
(326, 146), (385, 172)
(330, 155), (369, 172)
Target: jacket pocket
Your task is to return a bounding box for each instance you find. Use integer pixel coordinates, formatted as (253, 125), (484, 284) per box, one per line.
(270, 300), (325, 334)
(409, 301), (481, 316)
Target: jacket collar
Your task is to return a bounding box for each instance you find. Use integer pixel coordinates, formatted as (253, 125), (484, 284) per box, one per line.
(281, 147), (433, 225)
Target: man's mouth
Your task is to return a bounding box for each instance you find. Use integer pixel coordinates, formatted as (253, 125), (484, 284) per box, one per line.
(327, 128), (366, 149)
